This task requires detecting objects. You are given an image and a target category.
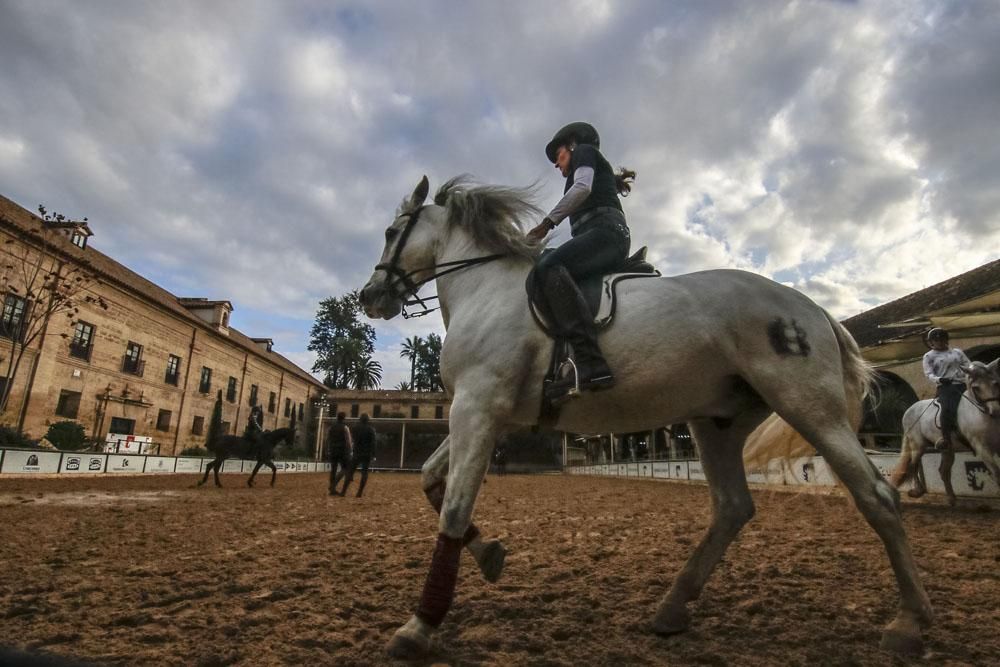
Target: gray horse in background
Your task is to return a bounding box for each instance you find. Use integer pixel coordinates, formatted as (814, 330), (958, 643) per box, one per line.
(891, 359), (1000, 505)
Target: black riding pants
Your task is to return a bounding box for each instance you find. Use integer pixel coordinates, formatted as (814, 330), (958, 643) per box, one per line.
(936, 381), (965, 438)
(534, 216), (630, 349)
(536, 216), (631, 283)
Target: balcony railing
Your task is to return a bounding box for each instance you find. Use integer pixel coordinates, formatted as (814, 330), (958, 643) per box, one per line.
(68, 341), (92, 361)
(121, 355), (145, 377)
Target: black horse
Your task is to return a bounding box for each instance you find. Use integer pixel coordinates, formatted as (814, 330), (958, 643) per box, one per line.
(196, 427), (296, 488)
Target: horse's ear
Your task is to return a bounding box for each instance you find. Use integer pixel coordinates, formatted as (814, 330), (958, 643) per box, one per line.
(960, 363), (974, 375)
(410, 175), (429, 209)
(987, 358), (999, 373)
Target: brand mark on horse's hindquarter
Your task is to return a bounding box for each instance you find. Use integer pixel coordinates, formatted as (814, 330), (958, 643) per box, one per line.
(767, 317), (811, 357)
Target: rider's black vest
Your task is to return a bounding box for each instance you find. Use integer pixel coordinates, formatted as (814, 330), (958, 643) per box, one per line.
(564, 144), (623, 227)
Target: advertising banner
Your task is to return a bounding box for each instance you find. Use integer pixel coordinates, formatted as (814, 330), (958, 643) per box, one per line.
(688, 460), (706, 481)
(174, 458), (204, 473)
(144, 457), (175, 474)
(652, 462), (670, 479)
(105, 455), (144, 473)
(638, 463), (652, 478)
(1, 450), (61, 474)
(921, 452), (1000, 497)
(222, 459), (245, 473)
(60, 454), (107, 474)
(669, 461), (689, 480)
(784, 457), (836, 486)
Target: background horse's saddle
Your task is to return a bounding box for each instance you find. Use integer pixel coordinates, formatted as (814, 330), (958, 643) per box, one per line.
(527, 246), (659, 334)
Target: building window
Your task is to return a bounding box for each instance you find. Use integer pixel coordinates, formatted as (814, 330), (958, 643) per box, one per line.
(156, 409), (172, 432)
(298, 403), (304, 421)
(411, 405), (419, 419)
(199, 367), (212, 393)
(226, 376), (237, 403)
(221, 420), (231, 435)
(350, 403), (359, 418)
(268, 391), (276, 413)
(122, 341), (144, 376)
(69, 321), (94, 361)
(70, 231), (88, 249)
(435, 405), (444, 419)
(191, 415), (205, 435)
(284, 397), (291, 417)
(249, 384), (258, 406)
(55, 389), (81, 419)
(109, 417), (135, 435)
(1, 293), (29, 341)
(165, 354), (181, 385)
(373, 404), (382, 418)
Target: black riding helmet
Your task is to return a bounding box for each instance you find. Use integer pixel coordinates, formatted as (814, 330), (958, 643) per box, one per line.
(545, 122), (600, 163)
(927, 327), (949, 344)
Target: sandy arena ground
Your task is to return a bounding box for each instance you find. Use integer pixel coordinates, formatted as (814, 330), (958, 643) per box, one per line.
(0, 472), (997, 666)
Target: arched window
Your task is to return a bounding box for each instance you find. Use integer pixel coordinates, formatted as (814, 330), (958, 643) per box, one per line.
(859, 371), (919, 452)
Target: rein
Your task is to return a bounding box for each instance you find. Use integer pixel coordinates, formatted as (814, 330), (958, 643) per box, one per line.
(374, 206), (504, 318)
(964, 387), (1000, 415)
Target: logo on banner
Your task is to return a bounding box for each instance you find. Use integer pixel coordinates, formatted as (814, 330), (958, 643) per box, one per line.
(89, 458), (103, 470)
(802, 462), (815, 482)
(122, 459), (130, 468)
(965, 461), (993, 491)
(66, 457), (81, 471)
(26, 454), (38, 466)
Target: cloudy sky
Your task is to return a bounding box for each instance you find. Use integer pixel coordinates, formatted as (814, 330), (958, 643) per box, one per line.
(1, 0), (998, 387)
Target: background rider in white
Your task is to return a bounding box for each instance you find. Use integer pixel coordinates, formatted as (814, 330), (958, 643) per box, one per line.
(922, 327), (971, 450)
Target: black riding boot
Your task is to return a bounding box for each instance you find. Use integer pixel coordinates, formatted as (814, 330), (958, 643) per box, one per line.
(541, 265), (615, 399)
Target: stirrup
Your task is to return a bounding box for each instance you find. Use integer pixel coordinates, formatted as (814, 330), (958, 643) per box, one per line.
(545, 358), (582, 403)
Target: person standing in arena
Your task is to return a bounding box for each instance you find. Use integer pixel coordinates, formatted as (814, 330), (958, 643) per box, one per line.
(342, 413), (376, 498)
(328, 412), (353, 496)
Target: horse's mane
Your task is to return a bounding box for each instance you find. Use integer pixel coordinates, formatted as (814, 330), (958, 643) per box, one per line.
(429, 176), (543, 260)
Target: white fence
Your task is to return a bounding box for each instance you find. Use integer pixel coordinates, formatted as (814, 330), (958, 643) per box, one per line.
(0, 448), (333, 476)
(566, 451), (999, 500)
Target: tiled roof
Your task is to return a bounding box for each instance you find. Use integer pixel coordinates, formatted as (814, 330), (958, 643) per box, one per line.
(0, 194), (324, 389)
(842, 259), (1000, 348)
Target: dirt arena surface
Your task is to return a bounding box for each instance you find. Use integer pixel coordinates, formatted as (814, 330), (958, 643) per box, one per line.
(0, 472), (997, 666)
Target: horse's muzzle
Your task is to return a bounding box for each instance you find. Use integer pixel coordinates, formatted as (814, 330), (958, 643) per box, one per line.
(360, 278), (403, 320)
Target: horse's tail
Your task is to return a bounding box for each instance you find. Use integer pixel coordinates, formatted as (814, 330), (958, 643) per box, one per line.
(742, 309), (875, 469)
(823, 308), (876, 432)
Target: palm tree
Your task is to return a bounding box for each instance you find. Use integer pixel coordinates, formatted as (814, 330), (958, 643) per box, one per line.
(400, 336), (422, 390)
(396, 381), (412, 391)
(352, 356), (383, 390)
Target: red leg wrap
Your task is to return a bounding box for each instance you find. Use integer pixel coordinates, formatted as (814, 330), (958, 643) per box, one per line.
(423, 481), (480, 546)
(416, 533), (463, 627)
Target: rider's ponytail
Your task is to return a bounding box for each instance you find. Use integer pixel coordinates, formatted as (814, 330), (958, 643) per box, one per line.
(615, 168), (636, 197)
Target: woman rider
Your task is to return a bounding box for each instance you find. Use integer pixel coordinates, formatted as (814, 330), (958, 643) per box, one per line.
(527, 122), (636, 399)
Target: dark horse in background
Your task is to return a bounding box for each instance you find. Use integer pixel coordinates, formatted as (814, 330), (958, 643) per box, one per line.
(197, 427), (296, 488)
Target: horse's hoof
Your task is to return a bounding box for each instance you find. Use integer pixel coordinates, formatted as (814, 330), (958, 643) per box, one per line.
(651, 604), (690, 636)
(947, 496), (957, 508)
(880, 624), (923, 656)
(477, 539), (507, 583)
(907, 488), (926, 499)
(386, 623), (431, 660)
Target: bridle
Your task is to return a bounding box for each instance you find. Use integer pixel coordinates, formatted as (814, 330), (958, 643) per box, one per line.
(965, 381), (1000, 415)
(373, 206), (504, 318)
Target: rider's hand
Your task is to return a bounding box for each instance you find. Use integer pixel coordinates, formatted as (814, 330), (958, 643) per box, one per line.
(527, 218), (554, 242)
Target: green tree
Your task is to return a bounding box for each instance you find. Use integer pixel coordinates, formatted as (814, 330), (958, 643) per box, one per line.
(205, 390), (223, 449)
(352, 355), (383, 390)
(308, 292), (376, 389)
(400, 335), (422, 389)
(415, 333), (443, 391)
(395, 380), (412, 391)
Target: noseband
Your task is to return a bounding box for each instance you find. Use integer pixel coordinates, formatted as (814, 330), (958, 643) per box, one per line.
(374, 206), (503, 318)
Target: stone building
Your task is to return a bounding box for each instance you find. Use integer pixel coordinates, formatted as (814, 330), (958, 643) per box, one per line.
(0, 194), (325, 454)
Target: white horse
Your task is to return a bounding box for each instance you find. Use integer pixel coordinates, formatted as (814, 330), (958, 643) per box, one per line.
(891, 359), (1000, 505)
(358, 176), (933, 659)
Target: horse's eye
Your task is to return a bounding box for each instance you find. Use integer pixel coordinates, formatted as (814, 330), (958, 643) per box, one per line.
(385, 228), (399, 242)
